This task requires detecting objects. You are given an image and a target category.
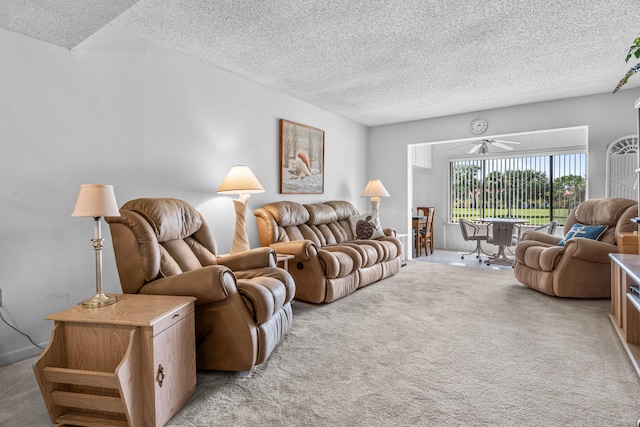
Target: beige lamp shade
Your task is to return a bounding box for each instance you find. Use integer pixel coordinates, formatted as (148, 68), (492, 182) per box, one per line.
(71, 184), (120, 217)
(217, 165), (264, 254)
(217, 165), (265, 194)
(71, 184), (120, 308)
(361, 180), (390, 212)
(361, 180), (390, 198)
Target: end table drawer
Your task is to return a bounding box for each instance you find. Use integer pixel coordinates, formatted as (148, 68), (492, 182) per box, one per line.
(152, 302), (195, 336)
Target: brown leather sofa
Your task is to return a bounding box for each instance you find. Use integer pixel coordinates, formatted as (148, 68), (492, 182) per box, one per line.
(514, 198), (638, 298)
(105, 198), (295, 371)
(254, 200), (402, 304)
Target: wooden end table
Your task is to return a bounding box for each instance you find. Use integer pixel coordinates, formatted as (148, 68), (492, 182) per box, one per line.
(33, 293), (196, 427)
(277, 253), (295, 271)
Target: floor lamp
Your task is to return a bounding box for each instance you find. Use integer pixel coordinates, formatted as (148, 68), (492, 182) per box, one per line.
(361, 179), (390, 212)
(217, 165), (265, 254)
(71, 184), (121, 308)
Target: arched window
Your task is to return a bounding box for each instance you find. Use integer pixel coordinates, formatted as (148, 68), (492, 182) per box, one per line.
(606, 135), (639, 198)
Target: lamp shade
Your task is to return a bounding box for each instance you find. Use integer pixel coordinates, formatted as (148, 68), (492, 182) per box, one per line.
(217, 165), (265, 194)
(71, 184), (120, 217)
(361, 180), (390, 198)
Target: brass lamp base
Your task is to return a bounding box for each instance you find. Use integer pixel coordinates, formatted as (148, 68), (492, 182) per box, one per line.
(82, 292), (117, 308)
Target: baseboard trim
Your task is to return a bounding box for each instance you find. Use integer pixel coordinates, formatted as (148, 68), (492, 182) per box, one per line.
(0, 342), (47, 367)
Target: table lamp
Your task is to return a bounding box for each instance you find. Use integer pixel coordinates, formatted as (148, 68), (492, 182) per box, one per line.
(217, 165), (265, 254)
(71, 184), (120, 308)
(361, 179), (390, 212)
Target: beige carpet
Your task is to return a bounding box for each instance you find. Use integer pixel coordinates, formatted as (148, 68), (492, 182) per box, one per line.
(2, 261), (640, 426)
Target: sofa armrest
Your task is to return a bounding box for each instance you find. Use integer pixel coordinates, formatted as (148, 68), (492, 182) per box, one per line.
(521, 230), (562, 245)
(383, 227), (396, 237)
(218, 247), (276, 270)
(139, 265), (233, 305)
(520, 230), (562, 245)
(562, 238), (617, 263)
(514, 239), (564, 271)
(269, 240), (317, 260)
(236, 279), (287, 324)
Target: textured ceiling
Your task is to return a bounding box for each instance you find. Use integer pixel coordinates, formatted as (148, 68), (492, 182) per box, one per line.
(3, 1), (640, 126)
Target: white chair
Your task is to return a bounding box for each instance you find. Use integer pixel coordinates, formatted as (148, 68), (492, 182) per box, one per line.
(534, 221), (558, 235)
(502, 220), (558, 260)
(458, 219), (490, 261)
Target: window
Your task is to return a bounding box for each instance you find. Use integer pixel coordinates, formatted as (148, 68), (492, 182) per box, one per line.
(450, 152), (586, 226)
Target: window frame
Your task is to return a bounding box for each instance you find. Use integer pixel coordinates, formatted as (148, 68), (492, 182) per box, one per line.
(447, 146), (587, 226)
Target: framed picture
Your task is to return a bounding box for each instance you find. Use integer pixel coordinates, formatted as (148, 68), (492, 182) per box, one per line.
(280, 119), (325, 194)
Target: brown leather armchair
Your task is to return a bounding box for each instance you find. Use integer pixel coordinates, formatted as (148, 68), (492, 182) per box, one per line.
(514, 198), (638, 298)
(105, 198), (295, 371)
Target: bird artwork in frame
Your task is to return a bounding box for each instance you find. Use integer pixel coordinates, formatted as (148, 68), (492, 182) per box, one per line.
(279, 119), (325, 194)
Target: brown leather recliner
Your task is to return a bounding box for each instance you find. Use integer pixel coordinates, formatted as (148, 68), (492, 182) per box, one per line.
(105, 198), (295, 371)
(514, 198), (638, 298)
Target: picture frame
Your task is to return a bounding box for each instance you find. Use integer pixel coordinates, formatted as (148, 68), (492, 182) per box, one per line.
(279, 119), (325, 194)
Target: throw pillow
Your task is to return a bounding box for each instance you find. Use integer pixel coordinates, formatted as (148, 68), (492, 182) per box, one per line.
(349, 211), (385, 239)
(557, 223), (607, 246)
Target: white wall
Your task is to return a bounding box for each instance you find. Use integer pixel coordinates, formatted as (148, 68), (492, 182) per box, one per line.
(369, 89), (640, 254)
(0, 27), (368, 365)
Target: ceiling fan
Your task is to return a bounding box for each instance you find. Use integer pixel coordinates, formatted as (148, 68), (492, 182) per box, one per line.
(469, 139), (521, 154)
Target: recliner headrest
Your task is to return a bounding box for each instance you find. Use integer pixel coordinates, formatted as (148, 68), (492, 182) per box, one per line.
(573, 198), (637, 226)
(121, 198), (203, 242)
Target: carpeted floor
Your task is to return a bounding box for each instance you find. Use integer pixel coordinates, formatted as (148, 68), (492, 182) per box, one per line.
(2, 261), (640, 426)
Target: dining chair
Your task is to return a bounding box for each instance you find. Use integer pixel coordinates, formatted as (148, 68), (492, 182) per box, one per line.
(458, 218), (490, 260)
(534, 220), (558, 235)
(413, 213), (428, 257)
(417, 207), (435, 256)
(506, 220), (557, 254)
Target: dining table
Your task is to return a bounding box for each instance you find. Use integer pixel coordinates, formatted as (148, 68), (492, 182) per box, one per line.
(475, 217), (529, 264)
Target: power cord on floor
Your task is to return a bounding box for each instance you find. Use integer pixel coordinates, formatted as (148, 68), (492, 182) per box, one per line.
(0, 308), (45, 350)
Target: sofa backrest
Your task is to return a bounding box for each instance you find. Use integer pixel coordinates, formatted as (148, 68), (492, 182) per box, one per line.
(254, 200), (361, 247)
(564, 197), (638, 245)
(106, 198), (219, 293)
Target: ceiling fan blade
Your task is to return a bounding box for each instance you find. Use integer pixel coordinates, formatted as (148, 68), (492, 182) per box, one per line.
(490, 139), (520, 145)
(491, 141), (515, 150)
(469, 144), (482, 154)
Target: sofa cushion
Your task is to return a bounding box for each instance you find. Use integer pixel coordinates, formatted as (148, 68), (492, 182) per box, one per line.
(325, 200), (359, 220)
(557, 223), (607, 246)
(349, 211), (385, 239)
(305, 203), (339, 225)
(261, 201), (310, 227)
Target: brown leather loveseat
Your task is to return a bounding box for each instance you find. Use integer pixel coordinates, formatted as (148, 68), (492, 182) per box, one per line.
(514, 197), (638, 298)
(254, 200), (402, 304)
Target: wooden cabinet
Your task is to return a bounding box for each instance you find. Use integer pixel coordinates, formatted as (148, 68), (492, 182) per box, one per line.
(33, 294), (196, 427)
(609, 253), (640, 377)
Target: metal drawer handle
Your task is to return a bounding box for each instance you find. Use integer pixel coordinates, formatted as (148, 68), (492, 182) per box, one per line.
(156, 364), (165, 387)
